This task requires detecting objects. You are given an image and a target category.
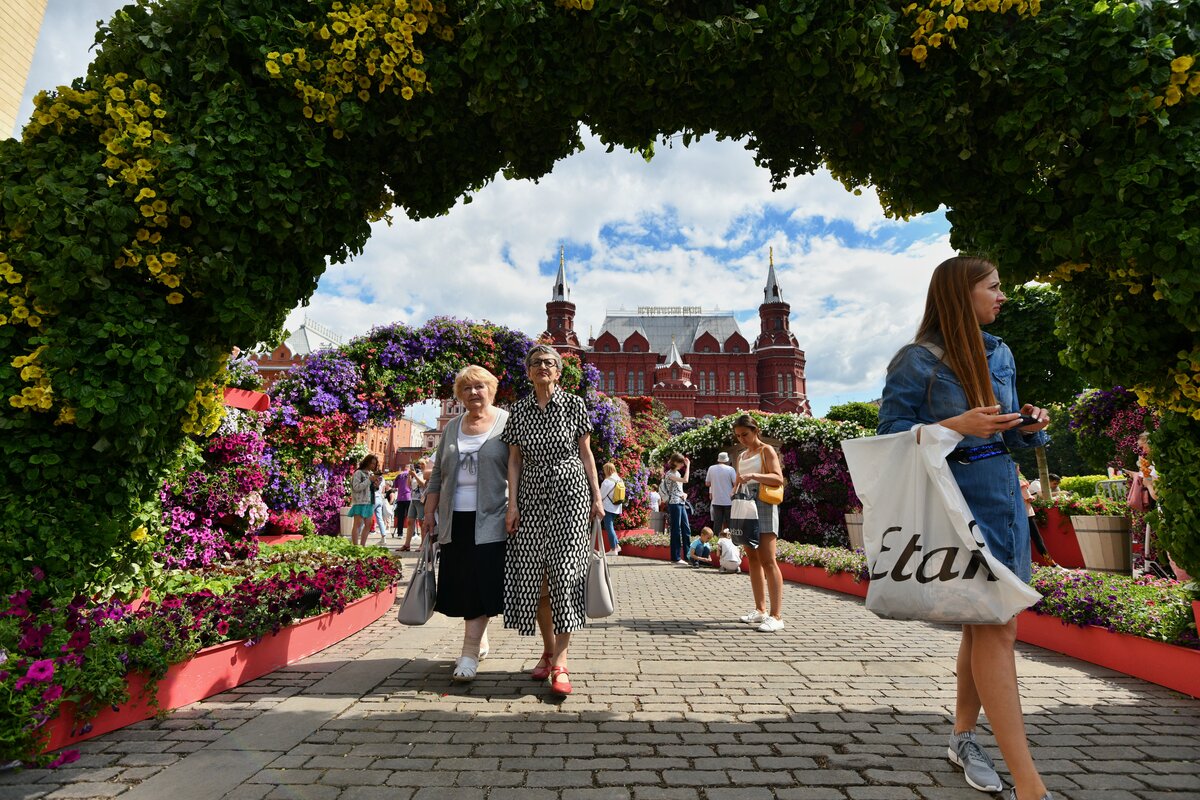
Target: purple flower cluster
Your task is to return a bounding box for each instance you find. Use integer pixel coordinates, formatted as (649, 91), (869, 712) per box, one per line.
(781, 442), (861, 547)
(270, 352), (368, 425)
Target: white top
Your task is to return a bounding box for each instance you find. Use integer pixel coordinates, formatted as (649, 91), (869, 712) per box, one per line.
(601, 475), (623, 514)
(738, 450), (763, 478)
(706, 463), (737, 505)
(664, 469), (687, 504)
(453, 429), (489, 512)
(718, 537), (741, 564)
(648, 489), (661, 511)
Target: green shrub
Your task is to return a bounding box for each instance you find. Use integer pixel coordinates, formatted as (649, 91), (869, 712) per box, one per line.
(1059, 474), (1112, 496)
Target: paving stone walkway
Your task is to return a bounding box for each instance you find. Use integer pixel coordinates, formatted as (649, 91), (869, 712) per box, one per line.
(3, 544), (1199, 800)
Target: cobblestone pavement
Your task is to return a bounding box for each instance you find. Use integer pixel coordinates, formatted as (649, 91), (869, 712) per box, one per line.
(3, 543), (1199, 800)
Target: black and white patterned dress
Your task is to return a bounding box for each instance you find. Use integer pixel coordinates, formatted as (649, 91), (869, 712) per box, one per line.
(502, 387), (593, 636)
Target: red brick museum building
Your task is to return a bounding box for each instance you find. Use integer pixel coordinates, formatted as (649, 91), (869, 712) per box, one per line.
(541, 252), (811, 420)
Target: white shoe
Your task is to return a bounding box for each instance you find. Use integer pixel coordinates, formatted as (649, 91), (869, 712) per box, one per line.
(478, 631), (489, 661)
(675, 559), (689, 565)
(756, 616), (785, 633)
(613, 545), (621, 554)
(452, 656), (479, 682)
(740, 610), (767, 624)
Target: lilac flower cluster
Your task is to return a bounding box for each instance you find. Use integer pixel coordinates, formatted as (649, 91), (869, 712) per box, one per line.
(270, 352), (368, 425)
(780, 442), (860, 547)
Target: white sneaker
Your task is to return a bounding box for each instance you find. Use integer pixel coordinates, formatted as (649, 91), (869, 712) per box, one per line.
(613, 545), (621, 554)
(756, 616), (785, 633)
(740, 610), (767, 624)
(452, 656), (478, 682)
(675, 559), (689, 565)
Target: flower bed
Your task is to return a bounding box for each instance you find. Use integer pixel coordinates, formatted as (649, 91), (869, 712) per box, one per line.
(1, 538), (399, 767)
(42, 585), (396, 752)
(617, 531), (867, 596)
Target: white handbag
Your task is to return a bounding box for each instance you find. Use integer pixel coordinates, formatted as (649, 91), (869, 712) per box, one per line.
(840, 424), (1041, 625)
(586, 519), (615, 618)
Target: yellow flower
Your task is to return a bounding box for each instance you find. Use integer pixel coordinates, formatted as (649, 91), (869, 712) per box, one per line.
(109, 87), (126, 101)
(161, 273), (180, 288)
(136, 228), (150, 241)
(401, 85), (414, 100)
(135, 187), (156, 202)
(332, 20), (349, 35)
(166, 292), (184, 305)
(152, 199), (168, 213)
(912, 44), (928, 63)
(266, 60), (281, 76)
(945, 15), (958, 31)
(1171, 55), (1195, 73)
(1165, 86), (1182, 106)
(27, 315), (41, 327)
(929, 33), (945, 47)
(130, 526), (148, 543)
(161, 252), (177, 266)
(179, 216), (192, 228)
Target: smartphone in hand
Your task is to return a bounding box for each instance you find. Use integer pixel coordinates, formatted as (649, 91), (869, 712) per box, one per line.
(1016, 414), (1040, 426)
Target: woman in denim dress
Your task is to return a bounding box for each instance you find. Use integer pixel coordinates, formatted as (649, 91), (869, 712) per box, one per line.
(878, 257), (1053, 800)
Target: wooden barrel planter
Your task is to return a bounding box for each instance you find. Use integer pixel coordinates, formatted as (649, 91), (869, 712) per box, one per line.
(1070, 515), (1131, 573)
(844, 512), (864, 551)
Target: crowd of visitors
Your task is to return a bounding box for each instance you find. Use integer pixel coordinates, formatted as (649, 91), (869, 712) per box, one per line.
(357, 255), (1075, 798)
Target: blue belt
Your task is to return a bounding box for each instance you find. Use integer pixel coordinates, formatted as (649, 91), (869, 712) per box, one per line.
(947, 441), (1010, 464)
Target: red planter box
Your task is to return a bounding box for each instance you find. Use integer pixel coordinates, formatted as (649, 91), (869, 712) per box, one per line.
(222, 387), (270, 411)
(776, 562), (868, 598)
(1017, 609), (1200, 698)
(255, 533), (304, 545)
(1037, 508), (1085, 568)
(43, 587), (396, 753)
(618, 543), (672, 562)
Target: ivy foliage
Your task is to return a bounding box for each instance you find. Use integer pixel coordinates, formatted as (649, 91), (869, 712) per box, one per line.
(4, 0), (1200, 596)
(986, 285), (1087, 409)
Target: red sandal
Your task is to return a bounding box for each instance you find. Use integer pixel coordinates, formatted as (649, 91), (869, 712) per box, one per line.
(548, 666), (572, 696)
(530, 651), (553, 681)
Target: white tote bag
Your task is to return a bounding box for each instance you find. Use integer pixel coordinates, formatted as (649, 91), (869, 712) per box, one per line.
(586, 519), (615, 618)
(840, 424), (1040, 625)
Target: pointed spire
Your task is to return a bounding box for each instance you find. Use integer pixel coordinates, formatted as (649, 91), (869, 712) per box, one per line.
(764, 247), (783, 304)
(552, 245), (569, 301)
(663, 336), (686, 367)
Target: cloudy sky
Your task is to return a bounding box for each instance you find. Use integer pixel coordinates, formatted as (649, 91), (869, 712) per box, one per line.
(14, 0), (957, 418)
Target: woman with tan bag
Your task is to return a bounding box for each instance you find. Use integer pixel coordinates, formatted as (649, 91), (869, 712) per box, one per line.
(731, 414), (787, 632)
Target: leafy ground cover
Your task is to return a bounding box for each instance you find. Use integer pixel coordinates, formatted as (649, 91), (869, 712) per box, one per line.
(0, 537), (399, 767)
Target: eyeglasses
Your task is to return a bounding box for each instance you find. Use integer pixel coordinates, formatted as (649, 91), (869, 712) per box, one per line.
(529, 358), (558, 369)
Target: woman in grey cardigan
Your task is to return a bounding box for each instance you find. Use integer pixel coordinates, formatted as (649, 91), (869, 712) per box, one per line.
(424, 365), (510, 682)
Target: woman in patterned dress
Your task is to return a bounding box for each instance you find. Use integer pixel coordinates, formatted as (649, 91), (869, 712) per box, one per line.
(504, 344), (604, 696)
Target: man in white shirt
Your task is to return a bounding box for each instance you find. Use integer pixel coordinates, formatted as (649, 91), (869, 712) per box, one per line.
(706, 452), (738, 536)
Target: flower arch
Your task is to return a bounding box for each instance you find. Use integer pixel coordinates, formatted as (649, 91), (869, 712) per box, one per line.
(3, 0), (1200, 594)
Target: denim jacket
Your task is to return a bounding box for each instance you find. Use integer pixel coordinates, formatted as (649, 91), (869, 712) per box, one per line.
(877, 332), (1047, 581)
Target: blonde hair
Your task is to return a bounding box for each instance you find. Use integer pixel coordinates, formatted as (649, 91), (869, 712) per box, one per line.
(603, 462), (616, 477)
(700, 526), (713, 538)
(453, 364), (499, 402)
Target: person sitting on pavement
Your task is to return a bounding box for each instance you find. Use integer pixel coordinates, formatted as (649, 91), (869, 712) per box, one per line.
(686, 527), (714, 567)
(716, 529), (742, 573)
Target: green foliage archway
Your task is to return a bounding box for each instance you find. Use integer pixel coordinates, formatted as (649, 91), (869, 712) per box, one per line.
(4, 0), (1200, 592)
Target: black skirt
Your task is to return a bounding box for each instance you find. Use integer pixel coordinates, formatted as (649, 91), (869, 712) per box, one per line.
(436, 511), (506, 619)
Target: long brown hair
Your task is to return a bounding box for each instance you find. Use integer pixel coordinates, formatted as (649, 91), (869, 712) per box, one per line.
(914, 256), (998, 409)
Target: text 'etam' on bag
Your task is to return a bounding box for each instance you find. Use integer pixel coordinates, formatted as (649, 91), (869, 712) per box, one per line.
(840, 424), (1041, 625)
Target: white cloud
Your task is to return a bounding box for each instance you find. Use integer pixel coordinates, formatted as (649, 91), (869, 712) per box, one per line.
(23, 0), (955, 417)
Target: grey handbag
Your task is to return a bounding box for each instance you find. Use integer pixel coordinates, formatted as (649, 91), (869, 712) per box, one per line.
(397, 534), (437, 625)
(586, 519), (615, 619)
